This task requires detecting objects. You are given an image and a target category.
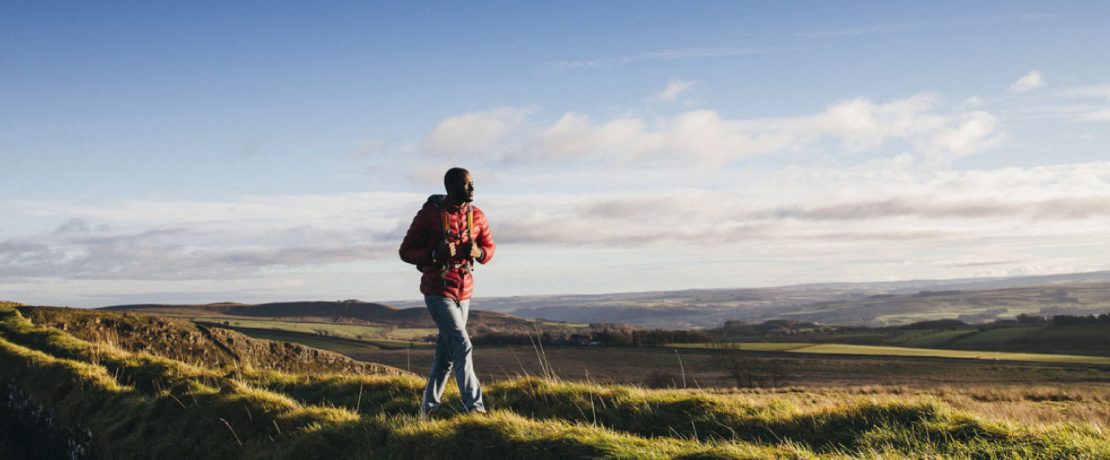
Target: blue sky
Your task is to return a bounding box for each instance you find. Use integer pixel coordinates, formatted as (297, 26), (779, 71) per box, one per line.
(3, 1), (1110, 306)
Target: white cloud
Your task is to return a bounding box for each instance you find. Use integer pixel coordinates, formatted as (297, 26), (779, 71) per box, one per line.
(436, 93), (1005, 166)
(916, 111), (1006, 166)
(959, 96), (985, 108)
(525, 109), (797, 164)
(1009, 70), (1046, 93)
(422, 107), (531, 157)
(656, 79), (697, 102)
(809, 94), (947, 151)
(477, 161), (1110, 247)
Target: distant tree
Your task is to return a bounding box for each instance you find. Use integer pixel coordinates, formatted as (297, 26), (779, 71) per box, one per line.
(1052, 314), (1100, 326)
(1016, 314), (1047, 324)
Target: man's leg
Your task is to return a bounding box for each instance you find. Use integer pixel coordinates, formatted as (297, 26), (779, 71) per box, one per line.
(423, 295), (484, 413)
(420, 332), (452, 416)
(452, 299), (484, 412)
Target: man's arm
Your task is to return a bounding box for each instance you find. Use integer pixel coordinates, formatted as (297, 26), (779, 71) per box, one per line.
(472, 208), (495, 264)
(399, 208), (436, 266)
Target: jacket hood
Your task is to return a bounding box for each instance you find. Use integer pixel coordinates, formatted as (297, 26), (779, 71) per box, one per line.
(424, 194), (468, 212)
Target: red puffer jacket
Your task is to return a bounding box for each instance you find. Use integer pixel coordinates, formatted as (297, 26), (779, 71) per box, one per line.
(399, 195), (495, 301)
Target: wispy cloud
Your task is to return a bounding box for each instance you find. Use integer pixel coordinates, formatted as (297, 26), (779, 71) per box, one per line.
(1009, 70), (1046, 93)
(0, 226), (394, 281)
(763, 195), (1110, 221)
(656, 79), (697, 102)
(798, 22), (916, 38)
(549, 47), (782, 69)
(1022, 83), (1110, 123)
(798, 13), (1063, 39)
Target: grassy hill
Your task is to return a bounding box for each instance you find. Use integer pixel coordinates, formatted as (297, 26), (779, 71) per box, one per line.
(17, 306), (405, 375)
(2, 303), (1109, 458)
(102, 300), (532, 330)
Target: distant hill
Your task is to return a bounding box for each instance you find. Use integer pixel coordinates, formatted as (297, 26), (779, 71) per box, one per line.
(774, 282), (1110, 325)
(102, 300), (534, 330)
(434, 271), (1110, 328)
(61, 270), (1110, 329)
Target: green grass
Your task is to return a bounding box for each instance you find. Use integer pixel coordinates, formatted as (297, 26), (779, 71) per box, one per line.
(668, 342), (1110, 365)
(3, 304), (1109, 459)
(886, 329), (976, 348)
(945, 327), (1045, 347)
(215, 325), (435, 355)
(742, 321), (1110, 358)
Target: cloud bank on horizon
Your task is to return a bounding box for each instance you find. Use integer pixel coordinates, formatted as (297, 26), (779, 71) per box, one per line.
(2, 2), (1109, 306)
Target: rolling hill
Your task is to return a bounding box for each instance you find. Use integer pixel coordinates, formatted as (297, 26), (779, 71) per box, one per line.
(428, 272), (1110, 328)
(18, 306), (405, 376)
(774, 283), (1110, 325)
(102, 299), (536, 331)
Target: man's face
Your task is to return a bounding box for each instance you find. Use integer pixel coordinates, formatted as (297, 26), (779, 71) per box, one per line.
(447, 172), (474, 203)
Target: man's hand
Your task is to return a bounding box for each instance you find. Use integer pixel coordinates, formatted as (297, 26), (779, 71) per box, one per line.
(435, 242), (457, 261)
(466, 243), (483, 259)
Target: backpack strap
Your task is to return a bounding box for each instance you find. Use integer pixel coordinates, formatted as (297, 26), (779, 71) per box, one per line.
(467, 206), (473, 240)
(466, 205), (475, 272)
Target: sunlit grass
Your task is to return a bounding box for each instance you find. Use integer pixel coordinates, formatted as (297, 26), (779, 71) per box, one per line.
(198, 317), (437, 342)
(3, 304), (1108, 459)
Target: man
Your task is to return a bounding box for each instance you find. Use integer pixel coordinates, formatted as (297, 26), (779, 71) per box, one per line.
(399, 167), (495, 417)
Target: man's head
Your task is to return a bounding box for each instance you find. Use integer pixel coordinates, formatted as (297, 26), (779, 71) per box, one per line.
(444, 167), (474, 203)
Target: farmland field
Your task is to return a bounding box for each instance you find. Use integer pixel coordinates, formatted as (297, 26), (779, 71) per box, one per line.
(211, 324), (1110, 389)
(668, 342), (1110, 365)
(730, 320), (1110, 356)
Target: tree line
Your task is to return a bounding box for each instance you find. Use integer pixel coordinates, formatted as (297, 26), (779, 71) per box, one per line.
(471, 326), (712, 346)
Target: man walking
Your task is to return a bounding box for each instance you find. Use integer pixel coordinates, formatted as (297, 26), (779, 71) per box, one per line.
(399, 167), (495, 417)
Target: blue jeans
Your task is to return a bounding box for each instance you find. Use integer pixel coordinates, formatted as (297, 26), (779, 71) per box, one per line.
(421, 295), (485, 413)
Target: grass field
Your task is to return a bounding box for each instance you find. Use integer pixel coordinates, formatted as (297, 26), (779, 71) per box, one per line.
(737, 321), (1110, 357)
(669, 342), (1110, 365)
(212, 324), (1110, 388)
(192, 317), (436, 342)
(3, 303), (1109, 458)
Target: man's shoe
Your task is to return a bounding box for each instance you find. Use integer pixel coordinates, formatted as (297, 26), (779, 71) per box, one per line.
(419, 406), (437, 421)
